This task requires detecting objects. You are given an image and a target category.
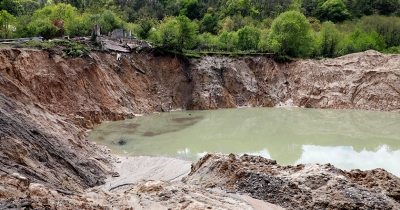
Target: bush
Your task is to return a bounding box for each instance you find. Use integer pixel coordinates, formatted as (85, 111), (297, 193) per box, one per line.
(357, 15), (400, 48)
(185, 53), (201, 58)
(22, 40), (55, 49)
(88, 10), (125, 35)
(0, 9), (15, 38)
(65, 14), (90, 37)
(27, 17), (58, 38)
(237, 25), (261, 51)
(335, 29), (386, 56)
(63, 41), (90, 57)
(150, 15), (198, 51)
(267, 11), (315, 58)
(316, 21), (341, 57)
(217, 31), (238, 51)
(383, 46), (400, 54)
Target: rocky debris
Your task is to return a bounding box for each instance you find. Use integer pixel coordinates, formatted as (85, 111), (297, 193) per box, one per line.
(111, 172), (120, 177)
(120, 180), (283, 210)
(102, 39), (130, 52)
(0, 156), (283, 210)
(100, 37), (153, 53)
(0, 174), (108, 209)
(81, 179), (284, 209)
(183, 153), (400, 209)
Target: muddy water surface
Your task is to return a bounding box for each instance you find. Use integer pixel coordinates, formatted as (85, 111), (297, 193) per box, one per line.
(88, 108), (400, 176)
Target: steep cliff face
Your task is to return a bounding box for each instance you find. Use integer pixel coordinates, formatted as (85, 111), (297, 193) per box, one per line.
(0, 49), (191, 125)
(0, 47), (399, 203)
(1, 49), (398, 126)
(188, 50), (400, 111)
(289, 50), (400, 110)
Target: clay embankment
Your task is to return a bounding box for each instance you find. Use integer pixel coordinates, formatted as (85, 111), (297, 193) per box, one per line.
(0, 47), (399, 209)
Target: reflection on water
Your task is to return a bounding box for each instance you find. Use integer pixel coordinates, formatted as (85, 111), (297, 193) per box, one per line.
(296, 145), (400, 176)
(88, 108), (400, 176)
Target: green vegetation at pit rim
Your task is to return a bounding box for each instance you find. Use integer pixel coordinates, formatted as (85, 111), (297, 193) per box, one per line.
(1, 0), (400, 58)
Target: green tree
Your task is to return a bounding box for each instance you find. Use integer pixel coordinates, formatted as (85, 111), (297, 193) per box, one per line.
(88, 10), (125, 34)
(347, 0), (374, 17)
(224, 0), (252, 17)
(65, 13), (90, 36)
(27, 17), (58, 38)
(301, 0), (319, 17)
(316, 21), (341, 57)
(179, 0), (199, 20)
(1, 0), (24, 16)
(176, 15), (198, 50)
(48, 3), (76, 21)
(14, 15), (32, 37)
(136, 17), (156, 39)
(52, 0), (84, 11)
(257, 28), (269, 52)
(197, 32), (217, 51)
(217, 16), (235, 33)
(335, 28), (386, 56)
(0, 9), (15, 38)
(357, 15), (400, 48)
(267, 11), (315, 58)
(237, 25), (261, 51)
(373, 0), (399, 15)
(20, 0), (39, 15)
(199, 13), (217, 34)
(150, 15), (198, 51)
(150, 17), (179, 50)
(28, 3), (78, 37)
(32, 3), (78, 24)
(217, 30), (238, 51)
(319, 0), (351, 22)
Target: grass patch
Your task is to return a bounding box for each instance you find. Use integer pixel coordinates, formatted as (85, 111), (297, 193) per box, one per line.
(275, 55), (293, 63)
(21, 40), (56, 49)
(184, 53), (201, 58)
(63, 41), (90, 57)
(20, 39), (90, 57)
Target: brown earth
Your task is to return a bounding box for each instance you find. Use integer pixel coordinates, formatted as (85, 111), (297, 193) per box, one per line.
(0, 45), (400, 209)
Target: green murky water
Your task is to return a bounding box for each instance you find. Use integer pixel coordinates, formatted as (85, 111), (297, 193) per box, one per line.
(88, 108), (400, 176)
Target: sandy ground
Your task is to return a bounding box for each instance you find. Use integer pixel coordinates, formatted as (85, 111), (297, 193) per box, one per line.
(104, 155), (192, 191)
(95, 155), (284, 210)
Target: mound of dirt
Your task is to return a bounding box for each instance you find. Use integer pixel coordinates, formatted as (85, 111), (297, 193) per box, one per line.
(183, 153), (400, 209)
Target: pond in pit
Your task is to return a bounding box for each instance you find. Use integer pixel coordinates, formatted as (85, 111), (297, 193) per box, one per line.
(88, 108), (400, 176)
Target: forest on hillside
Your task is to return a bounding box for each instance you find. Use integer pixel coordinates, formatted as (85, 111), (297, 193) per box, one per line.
(1, 0), (400, 58)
